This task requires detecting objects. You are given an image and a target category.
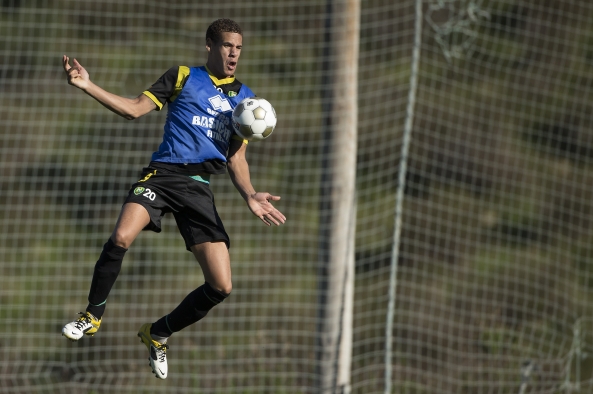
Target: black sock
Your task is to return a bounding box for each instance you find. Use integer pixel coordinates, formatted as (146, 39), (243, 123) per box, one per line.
(151, 282), (229, 338)
(86, 238), (127, 319)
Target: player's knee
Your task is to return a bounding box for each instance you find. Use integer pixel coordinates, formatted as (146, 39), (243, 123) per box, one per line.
(205, 281), (231, 302)
(110, 232), (133, 249)
(222, 284), (232, 297)
(216, 283), (233, 298)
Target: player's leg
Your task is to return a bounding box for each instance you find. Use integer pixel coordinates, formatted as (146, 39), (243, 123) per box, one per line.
(87, 202), (150, 316)
(152, 179), (232, 338)
(62, 203), (150, 341)
(148, 180), (233, 340)
(137, 174), (230, 379)
(138, 241), (230, 379)
(152, 241), (231, 338)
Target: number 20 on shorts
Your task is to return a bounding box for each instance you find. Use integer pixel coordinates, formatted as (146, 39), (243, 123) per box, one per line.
(133, 186), (156, 201)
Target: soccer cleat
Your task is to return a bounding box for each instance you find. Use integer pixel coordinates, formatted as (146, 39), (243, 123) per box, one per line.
(62, 312), (101, 341)
(137, 323), (169, 379)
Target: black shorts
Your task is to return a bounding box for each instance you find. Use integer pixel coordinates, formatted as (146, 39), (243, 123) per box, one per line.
(124, 166), (230, 251)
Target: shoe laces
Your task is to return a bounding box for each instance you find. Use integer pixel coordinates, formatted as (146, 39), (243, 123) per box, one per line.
(73, 312), (92, 330)
(154, 343), (169, 362)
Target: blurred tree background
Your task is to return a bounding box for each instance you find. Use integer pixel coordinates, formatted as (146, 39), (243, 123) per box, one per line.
(0, 1), (592, 393)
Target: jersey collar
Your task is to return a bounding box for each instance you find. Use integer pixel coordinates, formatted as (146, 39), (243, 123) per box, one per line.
(204, 65), (235, 86)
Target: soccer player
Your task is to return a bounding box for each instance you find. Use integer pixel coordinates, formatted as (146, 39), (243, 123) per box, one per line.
(61, 19), (286, 379)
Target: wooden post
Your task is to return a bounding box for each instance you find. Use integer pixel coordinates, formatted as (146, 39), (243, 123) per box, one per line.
(317, 0), (359, 392)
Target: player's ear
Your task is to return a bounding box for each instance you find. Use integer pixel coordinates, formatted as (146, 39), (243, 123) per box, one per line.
(205, 38), (213, 52)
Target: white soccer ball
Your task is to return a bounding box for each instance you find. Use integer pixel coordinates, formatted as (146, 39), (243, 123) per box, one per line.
(232, 97), (277, 141)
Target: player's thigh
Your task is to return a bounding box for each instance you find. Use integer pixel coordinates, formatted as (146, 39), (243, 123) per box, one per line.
(190, 241), (232, 294)
(111, 202), (151, 248)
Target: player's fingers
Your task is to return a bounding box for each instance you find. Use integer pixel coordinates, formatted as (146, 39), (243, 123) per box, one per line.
(65, 68), (80, 84)
(267, 195), (281, 201)
(260, 215), (272, 226)
(265, 213), (281, 226)
(63, 55), (71, 72)
(266, 210), (285, 226)
(269, 206), (286, 221)
(272, 210), (286, 224)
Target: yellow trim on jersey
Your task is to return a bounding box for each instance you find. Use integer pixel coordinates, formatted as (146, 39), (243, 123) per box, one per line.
(142, 91), (163, 110)
(232, 134), (249, 144)
(204, 65), (235, 86)
(170, 66), (190, 103)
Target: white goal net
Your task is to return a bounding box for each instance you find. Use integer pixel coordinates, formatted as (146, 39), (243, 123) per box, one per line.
(0, 1), (592, 393)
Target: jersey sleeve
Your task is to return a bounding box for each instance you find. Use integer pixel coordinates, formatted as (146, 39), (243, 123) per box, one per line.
(143, 66), (190, 111)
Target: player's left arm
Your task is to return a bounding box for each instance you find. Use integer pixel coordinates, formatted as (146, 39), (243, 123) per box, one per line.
(226, 139), (286, 226)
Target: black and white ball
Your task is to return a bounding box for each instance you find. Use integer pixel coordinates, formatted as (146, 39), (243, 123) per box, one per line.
(232, 97), (277, 141)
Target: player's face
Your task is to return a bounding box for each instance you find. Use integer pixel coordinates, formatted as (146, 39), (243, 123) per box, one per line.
(206, 32), (242, 78)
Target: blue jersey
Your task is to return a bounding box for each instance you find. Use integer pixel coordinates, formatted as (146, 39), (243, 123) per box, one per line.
(150, 66), (255, 165)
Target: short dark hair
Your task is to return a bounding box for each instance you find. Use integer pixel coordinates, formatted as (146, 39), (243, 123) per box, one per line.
(206, 19), (243, 44)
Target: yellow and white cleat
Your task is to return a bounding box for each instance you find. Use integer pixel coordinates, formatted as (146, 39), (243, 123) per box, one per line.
(137, 323), (169, 379)
(62, 312), (101, 341)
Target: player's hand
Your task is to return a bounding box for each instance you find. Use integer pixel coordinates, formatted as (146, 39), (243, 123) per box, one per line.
(247, 192), (286, 226)
(63, 55), (90, 90)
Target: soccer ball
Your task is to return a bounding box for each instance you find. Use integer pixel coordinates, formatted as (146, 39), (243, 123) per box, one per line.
(232, 97), (277, 141)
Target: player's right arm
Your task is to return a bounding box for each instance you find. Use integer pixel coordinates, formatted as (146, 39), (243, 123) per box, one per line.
(63, 55), (156, 120)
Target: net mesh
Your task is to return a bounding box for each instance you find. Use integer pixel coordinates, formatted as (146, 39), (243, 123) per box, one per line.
(0, 1), (592, 393)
